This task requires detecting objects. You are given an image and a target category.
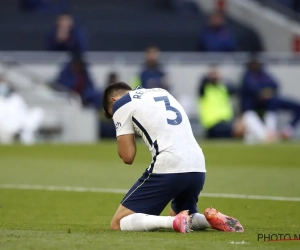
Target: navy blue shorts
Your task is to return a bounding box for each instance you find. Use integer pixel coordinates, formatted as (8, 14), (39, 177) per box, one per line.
(121, 171), (205, 215)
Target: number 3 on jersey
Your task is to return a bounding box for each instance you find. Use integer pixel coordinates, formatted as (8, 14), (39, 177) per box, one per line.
(154, 96), (182, 125)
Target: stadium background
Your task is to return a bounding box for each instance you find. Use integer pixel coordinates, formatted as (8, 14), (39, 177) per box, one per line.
(1, 1), (300, 250)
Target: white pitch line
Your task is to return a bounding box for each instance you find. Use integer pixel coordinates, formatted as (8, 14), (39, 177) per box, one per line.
(199, 193), (300, 202)
(0, 184), (128, 194)
(0, 184), (299, 202)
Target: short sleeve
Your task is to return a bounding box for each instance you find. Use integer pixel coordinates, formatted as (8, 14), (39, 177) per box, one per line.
(112, 94), (134, 137)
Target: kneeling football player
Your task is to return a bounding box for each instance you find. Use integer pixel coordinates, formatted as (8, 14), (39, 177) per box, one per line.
(102, 83), (244, 233)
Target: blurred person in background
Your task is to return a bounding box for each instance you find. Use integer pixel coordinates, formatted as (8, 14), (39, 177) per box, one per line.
(241, 58), (300, 140)
(198, 67), (244, 139)
(0, 75), (44, 145)
(106, 72), (119, 87)
(131, 46), (169, 90)
(46, 13), (88, 52)
(198, 11), (237, 52)
(54, 52), (101, 110)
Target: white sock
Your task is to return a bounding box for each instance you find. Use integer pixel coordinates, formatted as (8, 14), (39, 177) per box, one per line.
(243, 111), (267, 143)
(191, 213), (211, 230)
(120, 213), (174, 231)
(264, 112), (277, 132)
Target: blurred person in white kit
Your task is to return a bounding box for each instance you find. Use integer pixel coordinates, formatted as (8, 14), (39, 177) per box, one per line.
(0, 76), (44, 144)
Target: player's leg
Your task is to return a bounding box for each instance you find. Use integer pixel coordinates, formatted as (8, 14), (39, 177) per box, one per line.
(241, 98), (275, 143)
(119, 210), (190, 233)
(169, 207), (176, 216)
(170, 172), (211, 230)
(111, 204), (188, 232)
(262, 97), (278, 133)
(110, 204), (135, 230)
(110, 172), (191, 233)
(242, 110), (271, 143)
(170, 172), (244, 232)
(232, 117), (246, 138)
(276, 97), (300, 138)
(0, 123), (17, 144)
(21, 107), (44, 145)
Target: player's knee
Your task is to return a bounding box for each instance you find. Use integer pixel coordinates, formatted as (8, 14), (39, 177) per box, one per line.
(110, 218), (121, 230)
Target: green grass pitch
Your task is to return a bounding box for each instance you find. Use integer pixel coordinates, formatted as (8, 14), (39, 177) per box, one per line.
(0, 141), (300, 250)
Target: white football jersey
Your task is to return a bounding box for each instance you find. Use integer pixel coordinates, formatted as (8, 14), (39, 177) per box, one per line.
(112, 88), (206, 174)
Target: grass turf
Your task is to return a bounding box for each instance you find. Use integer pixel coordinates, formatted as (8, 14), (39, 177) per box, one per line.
(0, 141), (300, 249)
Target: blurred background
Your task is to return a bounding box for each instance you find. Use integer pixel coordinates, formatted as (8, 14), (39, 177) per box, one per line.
(1, 0), (300, 144)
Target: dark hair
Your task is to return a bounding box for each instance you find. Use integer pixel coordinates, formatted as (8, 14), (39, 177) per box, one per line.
(102, 82), (132, 119)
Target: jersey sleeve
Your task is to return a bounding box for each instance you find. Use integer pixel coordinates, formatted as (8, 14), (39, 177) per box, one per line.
(112, 102), (134, 137)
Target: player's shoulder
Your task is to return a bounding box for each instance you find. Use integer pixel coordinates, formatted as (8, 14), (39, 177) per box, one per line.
(112, 92), (133, 116)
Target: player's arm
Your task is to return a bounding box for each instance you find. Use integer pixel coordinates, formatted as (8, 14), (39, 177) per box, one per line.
(117, 134), (136, 165)
(113, 98), (136, 165)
